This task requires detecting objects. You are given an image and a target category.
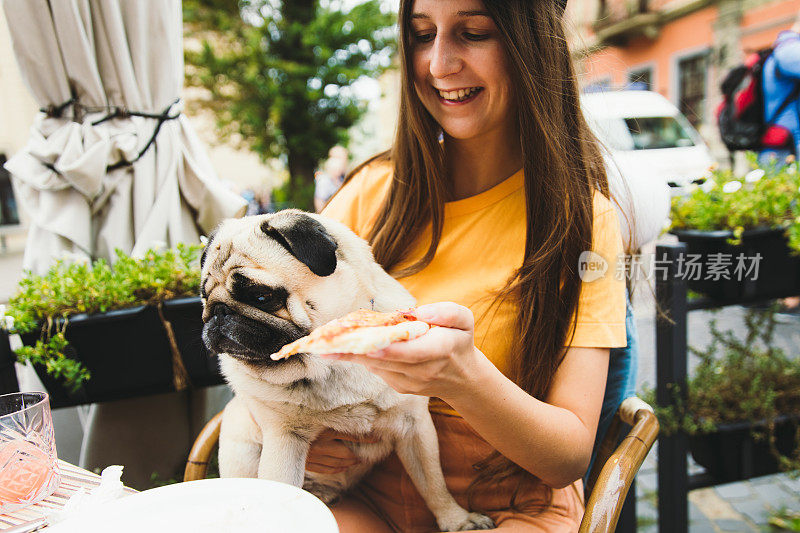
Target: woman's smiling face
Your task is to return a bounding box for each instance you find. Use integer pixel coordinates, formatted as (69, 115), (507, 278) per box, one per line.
(410, 0), (515, 142)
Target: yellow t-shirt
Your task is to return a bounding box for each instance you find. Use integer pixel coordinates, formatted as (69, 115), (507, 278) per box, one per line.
(323, 161), (626, 415)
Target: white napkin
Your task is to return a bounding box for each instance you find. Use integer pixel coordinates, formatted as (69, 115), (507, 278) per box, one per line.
(49, 465), (128, 525)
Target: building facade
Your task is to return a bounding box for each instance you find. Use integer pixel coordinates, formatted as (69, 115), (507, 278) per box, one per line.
(566, 0), (800, 160)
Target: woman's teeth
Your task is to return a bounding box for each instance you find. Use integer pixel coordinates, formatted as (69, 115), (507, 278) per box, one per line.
(437, 87), (482, 102)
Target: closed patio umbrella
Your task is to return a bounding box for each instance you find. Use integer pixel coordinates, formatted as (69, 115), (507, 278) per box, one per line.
(1, 0), (247, 486)
(2, 0), (246, 273)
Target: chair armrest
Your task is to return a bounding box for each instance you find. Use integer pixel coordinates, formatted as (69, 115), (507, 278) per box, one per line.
(579, 398), (659, 533)
(183, 410), (223, 482)
(618, 397), (654, 426)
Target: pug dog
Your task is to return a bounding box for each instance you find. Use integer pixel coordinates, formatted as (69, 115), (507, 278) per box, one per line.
(200, 210), (493, 532)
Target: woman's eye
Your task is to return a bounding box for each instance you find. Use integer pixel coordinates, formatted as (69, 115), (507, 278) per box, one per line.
(464, 32), (490, 41)
(414, 32), (435, 43)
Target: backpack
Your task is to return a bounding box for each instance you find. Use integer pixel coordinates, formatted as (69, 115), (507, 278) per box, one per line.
(716, 48), (800, 152)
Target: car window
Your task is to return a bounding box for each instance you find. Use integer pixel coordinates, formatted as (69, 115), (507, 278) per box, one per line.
(586, 117), (635, 151)
(586, 114), (698, 151)
(623, 116), (696, 150)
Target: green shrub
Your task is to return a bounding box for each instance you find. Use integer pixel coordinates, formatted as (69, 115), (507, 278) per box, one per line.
(769, 508), (800, 531)
(643, 306), (800, 472)
(669, 153), (800, 252)
(1, 244), (203, 391)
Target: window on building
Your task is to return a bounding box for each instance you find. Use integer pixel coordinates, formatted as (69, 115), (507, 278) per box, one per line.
(627, 68), (652, 91)
(677, 52), (709, 128)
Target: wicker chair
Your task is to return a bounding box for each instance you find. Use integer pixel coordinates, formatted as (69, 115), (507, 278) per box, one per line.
(579, 397), (659, 532)
(184, 397), (658, 533)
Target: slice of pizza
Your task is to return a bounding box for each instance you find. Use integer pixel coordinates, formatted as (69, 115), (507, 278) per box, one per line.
(271, 308), (429, 360)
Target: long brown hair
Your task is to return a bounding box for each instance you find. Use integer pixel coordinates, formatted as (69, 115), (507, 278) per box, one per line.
(342, 0), (610, 507)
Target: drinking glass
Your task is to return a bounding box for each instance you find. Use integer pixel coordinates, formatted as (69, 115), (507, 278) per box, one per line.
(0, 392), (60, 513)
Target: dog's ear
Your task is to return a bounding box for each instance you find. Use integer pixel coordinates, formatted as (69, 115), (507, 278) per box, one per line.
(200, 228), (218, 271)
(261, 213), (338, 276)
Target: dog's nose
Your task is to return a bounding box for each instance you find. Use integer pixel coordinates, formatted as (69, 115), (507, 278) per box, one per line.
(212, 303), (235, 318)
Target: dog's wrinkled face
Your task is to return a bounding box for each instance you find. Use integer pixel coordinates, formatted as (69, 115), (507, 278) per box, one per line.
(200, 210), (375, 384)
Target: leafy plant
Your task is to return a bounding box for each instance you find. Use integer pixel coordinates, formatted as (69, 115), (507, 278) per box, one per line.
(669, 153), (800, 252)
(643, 305), (800, 471)
(770, 508), (800, 531)
(1, 244), (203, 391)
(14, 332), (90, 393)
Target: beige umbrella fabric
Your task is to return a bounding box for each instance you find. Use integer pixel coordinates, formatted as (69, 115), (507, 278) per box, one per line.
(1, 0), (246, 485)
(2, 0), (246, 274)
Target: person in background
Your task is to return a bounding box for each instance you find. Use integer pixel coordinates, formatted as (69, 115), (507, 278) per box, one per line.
(241, 189), (260, 216)
(257, 188), (274, 214)
(759, 14), (800, 165)
(760, 16), (800, 313)
(314, 146), (350, 212)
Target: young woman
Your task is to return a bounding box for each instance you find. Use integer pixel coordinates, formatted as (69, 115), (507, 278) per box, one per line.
(316, 0), (627, 530)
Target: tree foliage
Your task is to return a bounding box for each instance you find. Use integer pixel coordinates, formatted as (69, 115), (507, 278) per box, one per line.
(183, 0), (397, 209)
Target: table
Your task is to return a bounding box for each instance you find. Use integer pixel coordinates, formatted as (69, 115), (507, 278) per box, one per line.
(0, 460), (137, 530)
(0, 465), (338, 532)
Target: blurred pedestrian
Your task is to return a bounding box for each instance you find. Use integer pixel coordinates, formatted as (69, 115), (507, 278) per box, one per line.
(752, 15), (800, 315)
(314, 146), (349, 212)
(241, 189), (260, 216)
(759, 13), (800, 166)
(257, 189), (274, 214)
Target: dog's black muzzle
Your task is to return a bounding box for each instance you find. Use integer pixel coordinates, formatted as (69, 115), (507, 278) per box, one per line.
(202, 303), (306, 365)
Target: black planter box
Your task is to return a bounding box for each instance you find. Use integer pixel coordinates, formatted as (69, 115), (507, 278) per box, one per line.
(0, 331), (19, 394)
(161, 297), (224, 388)
(20, 298), (223, 409)
(689, 416), (800, 483)
(671, 227), (800, 300)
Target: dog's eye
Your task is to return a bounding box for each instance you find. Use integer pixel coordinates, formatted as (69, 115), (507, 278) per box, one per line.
(248, 289), (285, 313)
(252, 292), (273, 305)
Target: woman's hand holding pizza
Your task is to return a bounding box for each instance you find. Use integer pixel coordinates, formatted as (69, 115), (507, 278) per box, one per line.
(321, 302), (491, 401)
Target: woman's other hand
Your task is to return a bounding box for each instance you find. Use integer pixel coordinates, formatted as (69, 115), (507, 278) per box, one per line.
(306, 429), (379, 474)
(321, 302), (492, 401)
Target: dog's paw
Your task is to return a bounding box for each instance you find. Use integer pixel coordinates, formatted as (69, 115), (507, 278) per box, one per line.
(440, 512), (495, 531)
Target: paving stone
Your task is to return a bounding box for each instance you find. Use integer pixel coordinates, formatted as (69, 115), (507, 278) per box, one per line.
(639, 460), (657, 474)
(776, 474), (800, 494)
(715, 482), (755, 500)
(690, 502), (710, 522)
(732, 499), (769, 525)
(690, 521), (718, 533)
(753, 483), (798, 510)
(749, 475), (780, 487)
(689, 463), (706, 475)
(716, 518), (753, 531)
(637, 472), (657, 492)
(637, 501), (658, 521)
(688, 455), (705, 475)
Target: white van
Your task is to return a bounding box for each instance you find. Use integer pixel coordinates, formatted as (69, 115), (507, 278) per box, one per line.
(581, 90), (715, 196)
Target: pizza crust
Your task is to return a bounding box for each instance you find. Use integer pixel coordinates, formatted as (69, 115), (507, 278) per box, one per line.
(271, 319), (430, 360)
